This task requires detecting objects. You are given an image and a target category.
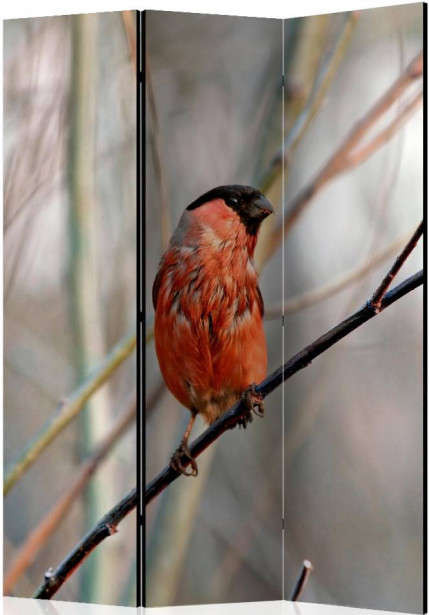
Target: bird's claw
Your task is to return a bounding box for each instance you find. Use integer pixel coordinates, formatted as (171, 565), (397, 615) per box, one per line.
(243, 383), (265, 417)
(170, 440), (198, 477)
(237, 410), (253, 429)
(237, 384), (264, 428)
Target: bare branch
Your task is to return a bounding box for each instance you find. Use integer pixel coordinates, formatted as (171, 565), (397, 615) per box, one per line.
(346, 89), (422, 168)
(33, 487), (137, 600)
(31, 265), (422, 599)
(263, 51), (423, 261)
(290, 559), (313, 601)
(283, 13), (359, 158)
(370, 220), (423, 311)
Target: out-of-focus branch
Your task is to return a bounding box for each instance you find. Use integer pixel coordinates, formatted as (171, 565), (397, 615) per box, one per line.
(32, 265), (422, 599)
(3, 330), (136, 496)
(4, 397), (137, 595)
(290, 560), (313, 601)
(258, 12), (359, 196)
(346, 91), (422, 167)
(264, 230), (414, 319)
(285, 14), (359, 156)
(263, 51), (423, 262)
(121, 11), (137, 71)
(33, 486), (137, 600)
(68, 13), (111, 602)
(146, 268), (423, 505)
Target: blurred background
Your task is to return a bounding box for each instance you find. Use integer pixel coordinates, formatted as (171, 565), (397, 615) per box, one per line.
(4, 12), (137, 607)
(145, 4), (423, 613)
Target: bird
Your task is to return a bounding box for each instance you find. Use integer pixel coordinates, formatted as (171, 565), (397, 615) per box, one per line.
(152, 185), (273, 476)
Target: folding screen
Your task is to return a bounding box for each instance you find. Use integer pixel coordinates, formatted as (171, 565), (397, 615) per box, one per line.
(3, 11), (138, 608)
(3, 4), (425, 613)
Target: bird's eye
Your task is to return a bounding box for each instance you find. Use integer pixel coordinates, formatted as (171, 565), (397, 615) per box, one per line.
(227, 197), (238, 206)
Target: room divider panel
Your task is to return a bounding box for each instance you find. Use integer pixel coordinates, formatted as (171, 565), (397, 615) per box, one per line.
(3, 5), (425, 613)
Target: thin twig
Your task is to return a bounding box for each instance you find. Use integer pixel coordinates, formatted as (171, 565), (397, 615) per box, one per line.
(370, 220), (423, 311)
(290, 560), (313, 601)
(263, 51), (423, 261)
(30, 268), (422, 599)
(4, 397), (137, 594)
(33, 487), (137, 599)
(264, 230), (414, 319)
(145, 269), (422, 505)
(4, 330), (136, 496)
(284, 13), (359, 159)
(346, 90), (422, 167)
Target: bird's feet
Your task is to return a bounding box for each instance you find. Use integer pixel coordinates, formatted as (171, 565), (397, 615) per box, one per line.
(237, 383), (265, 428)
(170, 439), (198, 477)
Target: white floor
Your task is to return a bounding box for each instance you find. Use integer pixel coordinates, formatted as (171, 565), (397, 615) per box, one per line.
(2, 597), (416, 615)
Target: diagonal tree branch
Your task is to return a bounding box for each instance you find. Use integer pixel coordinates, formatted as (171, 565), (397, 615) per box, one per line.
(33, 486), (137, 600)
(4, 396), (137, 595)
(262, 51), (423, 262)
(148, 224), (423, 504)
(31, 265), (422, 600)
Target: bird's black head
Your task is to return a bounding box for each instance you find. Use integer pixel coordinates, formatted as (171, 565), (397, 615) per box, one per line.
(187, 184), (274, 235)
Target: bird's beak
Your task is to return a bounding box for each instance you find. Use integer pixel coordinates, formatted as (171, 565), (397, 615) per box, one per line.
(250, 196), (274, 219)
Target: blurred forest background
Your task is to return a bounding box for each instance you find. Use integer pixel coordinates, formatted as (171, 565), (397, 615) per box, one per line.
(4, 12), (136, 607)
(145, 4), (423, 613)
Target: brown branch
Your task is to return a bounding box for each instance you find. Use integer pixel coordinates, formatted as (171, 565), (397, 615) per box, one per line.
(370, 220), (423, 311)
(264, 230), (416, 319)
(290, 559), (313, 601)
(264, 51), (423, 261)
(33, 486), (137, 600)
(346, 90), (422, 167)
(31, 252), (423, 599)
